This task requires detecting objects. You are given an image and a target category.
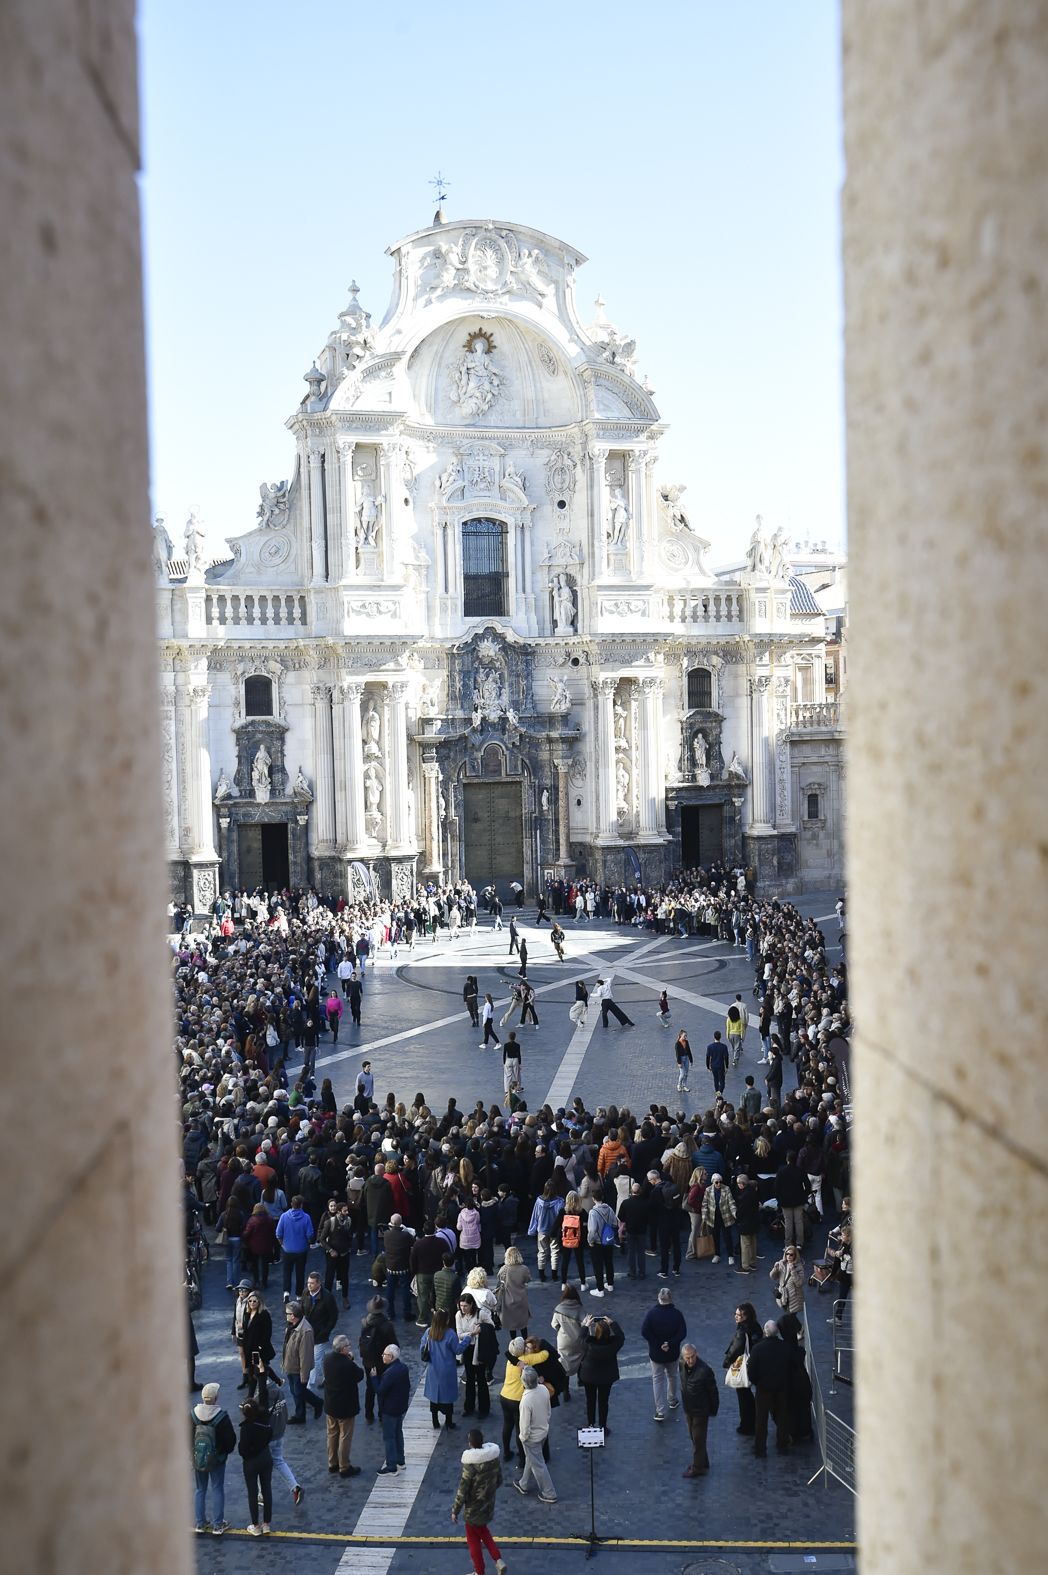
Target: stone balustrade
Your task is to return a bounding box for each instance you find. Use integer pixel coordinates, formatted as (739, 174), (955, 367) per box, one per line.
(664, 589), (746, 626)
(205, 590), (308, 629)
(790, 700), (842, 729)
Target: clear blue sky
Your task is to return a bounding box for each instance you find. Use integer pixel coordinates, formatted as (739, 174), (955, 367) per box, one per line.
(139, 1), (844, 564)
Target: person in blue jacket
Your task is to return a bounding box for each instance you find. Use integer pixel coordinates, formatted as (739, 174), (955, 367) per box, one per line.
(705, 1032), (730, 1095)
(375, 1345), (410, 1473)
(421, 1308), (471, 1430)
(275, 1195), (314, 1299)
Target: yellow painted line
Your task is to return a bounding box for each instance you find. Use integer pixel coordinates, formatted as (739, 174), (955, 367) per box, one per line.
(219, 1529), (856, 1548)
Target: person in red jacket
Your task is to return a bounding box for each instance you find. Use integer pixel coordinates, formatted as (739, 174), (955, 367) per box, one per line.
(241, 1203), (278, 1288)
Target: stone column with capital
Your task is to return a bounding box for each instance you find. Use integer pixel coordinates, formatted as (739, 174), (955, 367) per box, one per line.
(310, 683), (336, 850)
(627, 452), (645, 578)
(422, 758), (443, 876)
(748, 676), (773, 829)
(555, 759), (574, 870)
(594, 677), (619, 839)
(385, 681), (411, 850)
(772, 674), (793, 827)
(307, 448), (326, 585)
(637, 676), (666, 837)
(338, 678), (367, 852)
(337, 439), (356, 582)
(589, 447), (609, 576)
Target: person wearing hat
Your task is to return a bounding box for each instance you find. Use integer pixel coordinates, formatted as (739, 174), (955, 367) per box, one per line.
(191, 1381), (236, 1537)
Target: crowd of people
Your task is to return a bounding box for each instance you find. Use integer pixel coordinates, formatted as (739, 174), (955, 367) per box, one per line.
(177, 870), (851, 1565)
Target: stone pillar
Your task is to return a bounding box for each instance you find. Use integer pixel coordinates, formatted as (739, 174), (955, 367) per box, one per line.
(377, 443), (397, 579)
(555, 759), (574, 868)
(637, 676), (665, 837)
(337, 438), (356, 581)
(589, 447), (608, 576)
(307, 447), (326, 585)
(385, 681), (410, 850)
(423, 757), (443, 876)
(843, 6), (1048, 1571)
(627, 452), (644, 577)
(0, 2), (193, 1567)
(310, 682), (336, 850)
(594, 677), (619, 839)
(339, 678), (367, 852)
(772, 674), (793, 828)
(747, 675), (772, 829)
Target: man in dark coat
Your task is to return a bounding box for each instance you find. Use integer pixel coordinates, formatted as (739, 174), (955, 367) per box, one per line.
(358, 1296), (397, 1423)
(323, 1334), (363, 1477)
(746, 1320), (792, 1457)
(679, 1343), (720, 1477)
(302, 1270), (340, 1388)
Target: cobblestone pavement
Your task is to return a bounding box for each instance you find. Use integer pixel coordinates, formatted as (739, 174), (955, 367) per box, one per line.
(192, 892), (855, 1574)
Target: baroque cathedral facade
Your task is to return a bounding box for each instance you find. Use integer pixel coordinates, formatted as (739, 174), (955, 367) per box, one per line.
(155, 216), (845, 910)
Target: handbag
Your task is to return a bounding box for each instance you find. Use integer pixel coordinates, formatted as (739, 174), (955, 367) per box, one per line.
(724, 1353), (749, 1389)
(214, 1228), (228, 1246)
(694, 1233), (715, 1260)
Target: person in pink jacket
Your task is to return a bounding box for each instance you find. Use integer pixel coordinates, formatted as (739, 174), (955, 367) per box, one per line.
(458, 1196), (482, 1274)
(324, 990), (343, 1044)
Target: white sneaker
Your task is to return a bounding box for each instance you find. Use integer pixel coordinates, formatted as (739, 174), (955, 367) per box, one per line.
(605, 1283), (614, 1292)
(711, 1255), (720, 1264)
(247, 1525), (262, 1537)
(590, 1288), (604, 1298)
(728, 1256), (735, 1265)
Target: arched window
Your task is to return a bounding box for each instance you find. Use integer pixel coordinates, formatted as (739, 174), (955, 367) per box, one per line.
(687, 666), (712, 709)
(481, 744), (505, 777)
(462, 518), (508, 617)
(244, 675), (274, 717)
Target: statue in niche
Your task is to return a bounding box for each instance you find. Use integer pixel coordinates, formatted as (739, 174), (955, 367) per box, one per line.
(746, 515), (770, 575)
(449, 329), (503, 419)
(768, 525), (790, 581)
(438, 456), (464, 496)
(613, 698), (628, 746)
(362, 702), (381, 757)
(184, 508), (207, 574)
(540, 788), (551, 814)
(549, 676), (571, 713)
(251, 744), (272, 804)
(551, 573), (576, 634)
(693, 732), (711, 787)
(439, 788), (448, 821)
(615, 758), (631, 816)
(608, 488), (632, 549)
(292, 766), (313, 801)
(503, 460), (527, 496)
(357, 483), (383, 548)
(214, 768), (233, 802)
(726, 750), (748, 783)
(364, 765), (383, 815)
(257, 481), (290, 530)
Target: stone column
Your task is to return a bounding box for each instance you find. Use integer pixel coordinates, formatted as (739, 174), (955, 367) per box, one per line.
(843, 6), (1048, 1572)
(337, 438), (356, 581)
(589, 447), (608, 576)
(772, 674), (793, 828)
(423, 757), (443, 876)
(627, 452), (645, 577)
(1, 2), (193, 1566)
(310, 682), (336, 850)
(385, 681), (410, 850)
(594, 677), (619, 839)
(747, 675), (773, 830)
(555, 759), (573, 867)
(377, 443), (397, 580)
(340, 678), (366, 852)
(307, 447), (326, 585)
(637, 676), (665, 837)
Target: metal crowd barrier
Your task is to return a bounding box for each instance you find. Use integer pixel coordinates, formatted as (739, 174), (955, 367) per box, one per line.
(830, 1297), (854, 1392)
(803, 1306), (857, 1495)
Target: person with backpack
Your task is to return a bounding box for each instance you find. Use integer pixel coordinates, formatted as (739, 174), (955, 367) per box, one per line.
(191, 1381), (237, 1536)
(237, 1396), (274, 1536)
(585, 1197), (618, 1297)
(250, 1359), (303, 1506)
(558, 1191), (587, 1286)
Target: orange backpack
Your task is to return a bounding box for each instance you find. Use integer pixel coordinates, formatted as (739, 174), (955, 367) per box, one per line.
(561, 1212), (581, 1250)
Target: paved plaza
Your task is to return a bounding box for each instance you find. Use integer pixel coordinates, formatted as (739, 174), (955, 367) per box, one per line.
(191, 892), (855, 1574)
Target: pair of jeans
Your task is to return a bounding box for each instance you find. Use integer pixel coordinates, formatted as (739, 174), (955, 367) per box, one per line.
(224, 1237), (242, 1285)
(381, 1411), (405, 1467)
(193, 1462), (225, 1526)
(589, 1242), (615, 1290)
(659, 1219), (683, 1275)
(465, 1522), (502, 1574)
(324, 1254), (351, 1299)
(269, 1435), (297, 1491)
(519, 1437), (555, 1497)
(463, 1363), (489, 1417)
(309, 1340), (329, 1389)
(242, 1454), (273, 1525)
(583, 1382), (612, 1429)
(282, 1250), (307, 1297)
(387, 1268), (412, 1320)
(626, 1234), (647, 1276)
(712, 1217), (737, 1257)
(650, 1359), (679, 1416)
(288, 1372), (321, 1421)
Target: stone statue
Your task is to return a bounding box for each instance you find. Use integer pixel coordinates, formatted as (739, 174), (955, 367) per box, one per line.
(357, 484), (383, 548)
(251, 743), (272, 804)
(541, 787), (551, 814)
(726, 750), (748, 783)
(257, 481), (289, 530)
(184, 509), (207, 575)
(768, 525), (790, 581)
(693, 732), (711, 786)
(438, 456), (464, 496)
(615, 758), (630, 815)
(438, 789), (447, 821)
(364, 764), (383, 815)
(292, 765), (313, 801)
(552, 573), (576, 634)
(213, 768), (232, 802)
(613, 698), (628, 745)
(449, 330), (503, 418)
(608, 488), (631, 549)
(151, 517), (173, 581)
(503, 460), (527, 496)
(746, 515), (770, 575)
(660, 483), (692, 534)
(363, 702), (381, 757)
(549, 676), (571, 713)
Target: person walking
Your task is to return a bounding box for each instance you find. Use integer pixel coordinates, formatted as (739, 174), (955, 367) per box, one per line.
(317, 1197), (353, 1309)
(237, 1396), (273, 1536)
(723, 1302), (763, 1437)
(322, 1335), (363, 1478)
(673, 1029), (693, 1093)
(515, 1365), (557, 1502)
(770, 1245), (806, 1314)
(726, 995), (749, 1065)
(705, 1031), (729, 1095)
(242, 1291), (280, 1397)
(479, 994), (502, 1050)
(746, 1320), (792, 1457)
(375, 1344), (411, 1473)
(508, 915), (520, 957)
(578, 1313), (625, 1433)
(451, 1427), (508, 1575)
(191, 1381), (236, 1536)
(700, 1174), (738, 1265)
(463, 975), (480, 1029)
(275, 1194), (314, 1301)
(359, 1296), (397, 1424)
(501, 1032), (523, 1098)
(596, 977), (634, 1029)
(517, 977), (539, 1028)
(325, 987), (343, 1043)
(551, 920), (566, 960)
(640, 1286), (687, 1421)
(679, 1344), (720, 1478)
(550, 1282), (585, 1400)
(282, 1301), (323, 1424)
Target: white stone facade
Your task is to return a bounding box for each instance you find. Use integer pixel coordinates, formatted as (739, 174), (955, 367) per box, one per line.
(156, 217), (844, 904)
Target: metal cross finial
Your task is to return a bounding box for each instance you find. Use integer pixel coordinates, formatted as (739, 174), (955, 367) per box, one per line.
(430, 170), (450, 207)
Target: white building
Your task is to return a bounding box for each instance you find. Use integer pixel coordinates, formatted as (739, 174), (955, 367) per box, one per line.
(155, 215), (845, 909)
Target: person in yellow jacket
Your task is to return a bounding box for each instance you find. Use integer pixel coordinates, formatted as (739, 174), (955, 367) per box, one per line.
(726, 995), (749, 1067)
(498, 1336), (549, 1465)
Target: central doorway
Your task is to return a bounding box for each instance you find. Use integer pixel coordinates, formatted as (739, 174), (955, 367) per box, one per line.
(463, 780), (524, 898)
(680, 803), (724, 868)
(238, 823), (290, 891)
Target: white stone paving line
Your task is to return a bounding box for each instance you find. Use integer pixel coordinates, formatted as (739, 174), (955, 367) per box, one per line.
(335, 1371), (443, 1573)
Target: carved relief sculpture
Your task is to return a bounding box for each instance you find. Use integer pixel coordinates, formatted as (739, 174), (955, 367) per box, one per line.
(448, 329), (503, 419)
(214, 768), (233, 802)
(549, 676), (572, 713)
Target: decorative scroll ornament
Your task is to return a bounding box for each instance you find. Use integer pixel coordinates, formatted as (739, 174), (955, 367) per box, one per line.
(423, 228), (553, 303)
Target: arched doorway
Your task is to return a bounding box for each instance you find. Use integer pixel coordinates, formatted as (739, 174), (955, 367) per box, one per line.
(461, 745), (525, 897)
